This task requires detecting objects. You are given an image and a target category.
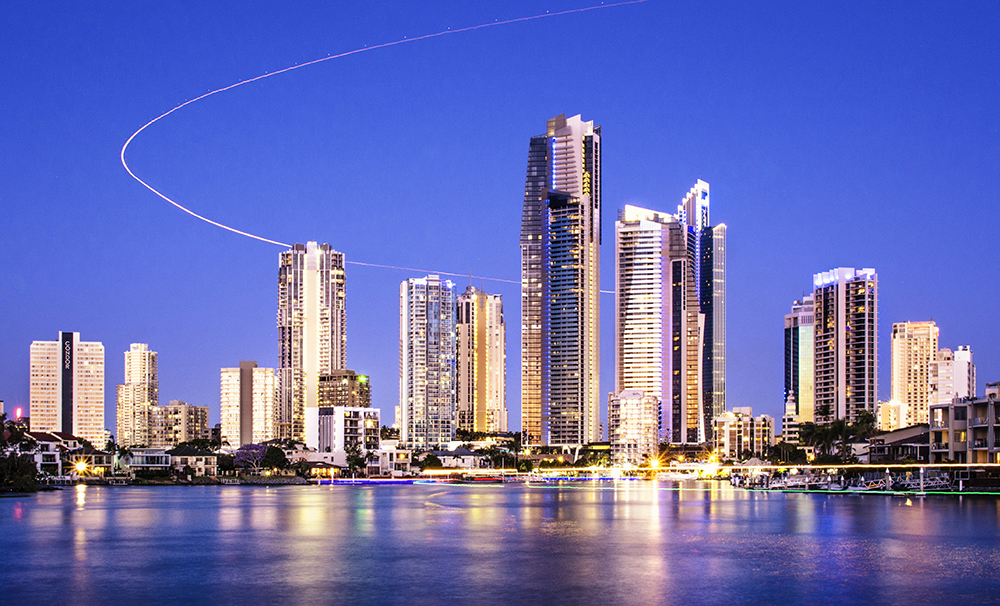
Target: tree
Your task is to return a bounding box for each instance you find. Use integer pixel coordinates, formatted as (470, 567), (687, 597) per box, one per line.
(262, 446), (288, 470)
(380, 425), (400, 440)
(0, 413), (38, 492)
(233, 444), (267, 473)
(217, 453), (235, 474)
(345, 441), (366, 477)
(177, 438), (216, 452)
(418, 453), (443, 471)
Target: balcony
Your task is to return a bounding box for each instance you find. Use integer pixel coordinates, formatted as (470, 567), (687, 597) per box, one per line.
(972, 417), (989, 427)
(973, 439), (989, 449)
(931, 421), (948, 429)
(931, 442), (948, 451)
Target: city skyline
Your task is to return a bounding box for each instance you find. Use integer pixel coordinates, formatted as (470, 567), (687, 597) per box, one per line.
(3, 2), (998, 434)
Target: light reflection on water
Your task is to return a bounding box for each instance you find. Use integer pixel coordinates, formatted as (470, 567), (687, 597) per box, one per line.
(3, 481), (1000, 605)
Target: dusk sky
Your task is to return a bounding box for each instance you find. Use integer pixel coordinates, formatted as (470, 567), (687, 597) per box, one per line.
(2, 1), (998, 434)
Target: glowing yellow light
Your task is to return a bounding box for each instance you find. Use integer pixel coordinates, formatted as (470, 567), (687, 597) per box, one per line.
(75, 461), (87, 473)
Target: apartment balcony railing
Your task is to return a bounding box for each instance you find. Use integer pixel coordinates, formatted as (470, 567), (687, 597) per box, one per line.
(931, 422), (948, 429)
(931, 442), (948, 451)
(973, 439), (989, 449)
(972, 417), (990, 427)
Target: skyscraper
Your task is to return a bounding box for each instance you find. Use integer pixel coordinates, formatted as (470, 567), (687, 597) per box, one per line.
(456, 285), (506, 434)
(278, 241), (346, 442)
(220, 362), (278, 447)
(812, 268), (878, 424)
(520, 113), (601, 447)
(890, 320), (939, 426)
(29, 332), (105, 445)
(399, 275), (456, 450)
(149, 400), (210, 448)
(783, 296), (815, 425)
(116, 343), (158, 447)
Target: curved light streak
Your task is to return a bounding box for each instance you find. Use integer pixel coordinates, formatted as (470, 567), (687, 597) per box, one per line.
(121, 0), (645, 285)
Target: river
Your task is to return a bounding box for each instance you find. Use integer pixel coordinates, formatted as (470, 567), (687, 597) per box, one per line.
(3, 480), (1000, 605)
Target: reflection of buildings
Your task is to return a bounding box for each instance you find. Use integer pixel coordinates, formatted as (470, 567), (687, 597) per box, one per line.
(220, 361), (277, 447)
(456, 285), (506, 434)
(399, 275), (456, 450)
(891, 321), (938, 426)
(713, 407), (774, 459)
(608, 389), (659, 465)
(930, 383), (998, 464)
(520, 114), (601, 447)
(30, 332), (105, 445)
(812, 268), (878, 425)
(278, 241), (347, 442)
(116, 343), (158, 447)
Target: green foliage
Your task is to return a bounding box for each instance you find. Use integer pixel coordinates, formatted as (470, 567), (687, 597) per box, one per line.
(380, 425), (400, 440)
(217, 454), (235, 473)
(517, 459), (533, 473)
(176, 438), (217, 452)
(262, 446), (288, 470)
(345, 441), (367, 476)
(0, 413), (38, 492)
(418, 453), (443, 471)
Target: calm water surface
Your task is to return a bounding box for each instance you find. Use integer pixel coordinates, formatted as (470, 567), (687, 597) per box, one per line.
(3, 481), (1000, 605)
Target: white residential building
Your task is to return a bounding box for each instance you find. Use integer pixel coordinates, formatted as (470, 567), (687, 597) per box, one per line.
(608, 389), (660, 466)
(456, 285), (506, 434)
(116, 343), (158, 447)
(713, 408), (775, 460)
(29, 332), (105, 445)
(930, 346), (976, 407)
(891, 321), (938, 426)
(306, 406), (380, 453)
(220, 362), (277, 447)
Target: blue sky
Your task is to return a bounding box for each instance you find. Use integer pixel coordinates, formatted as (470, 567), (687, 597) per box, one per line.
(2, 1), (998, 434)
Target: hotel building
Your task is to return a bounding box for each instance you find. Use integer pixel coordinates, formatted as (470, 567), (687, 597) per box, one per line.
(220, 362), (278, 447)
(812, 268), (878, 425)
(456, 285), (507, 434)
(399, 275), (456, 450)
(278, 241), (347, 442)
(116, 343), (158, 447)
(713, 407), (775, 460)
(890, 320), (938, 426)
(520, 114), (601, 447)
(930, 346), (976, 406)
(608, 389), (660, 466)
(29, 332), (105, 445)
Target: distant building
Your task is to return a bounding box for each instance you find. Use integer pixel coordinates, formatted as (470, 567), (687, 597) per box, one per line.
(307, 406), (380, 453)
(930, 346), (976, 407)
(29, 332), (105, 445)
(399, 275), (456, 450)
(812, 268), (878, 425)
(317, 369), (371, 409)
(116, 343), (158, 447)
(713, 408), (775, 460)
(891, 321), (938, 426)
(608, 389), (660, 466)
(166, 445), (217, 477)
(877, 399), (906, 432)
(456, 285), (506, 434)
(784, 295), (815, 429)
(220, 362), (277, 447)
(150, 400), (210, 448)
(278, 241), (347, 442)
(868, 424), (929, 463)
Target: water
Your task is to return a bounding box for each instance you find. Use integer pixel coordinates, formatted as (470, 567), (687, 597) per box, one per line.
(3, 481), (1000, 605)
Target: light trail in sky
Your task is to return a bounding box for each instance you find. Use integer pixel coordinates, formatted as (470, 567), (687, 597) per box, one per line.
(120, 0), (643, 291)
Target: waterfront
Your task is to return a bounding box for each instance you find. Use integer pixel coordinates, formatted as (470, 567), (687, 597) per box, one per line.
(3, 481), (1000, 605)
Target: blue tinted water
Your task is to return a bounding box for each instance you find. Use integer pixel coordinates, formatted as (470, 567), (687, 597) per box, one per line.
(3, 481), (1000, 605)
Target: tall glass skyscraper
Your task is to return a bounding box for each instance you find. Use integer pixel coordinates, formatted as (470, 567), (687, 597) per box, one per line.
(520, 114), (601, 447)
(277, 241), (346, 442)
(399, 275), (457, 450)
(614, 183), (727, 447)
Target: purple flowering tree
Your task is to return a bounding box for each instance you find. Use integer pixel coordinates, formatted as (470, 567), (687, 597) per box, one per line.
(233, 443), (267, 474)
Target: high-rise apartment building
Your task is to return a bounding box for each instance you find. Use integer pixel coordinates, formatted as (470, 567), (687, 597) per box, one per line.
(116, 343), (158, 447)
(812, 268), (878, 424)
(318, 370), (371, 408)
(456, 285), (506, 434)
(890, 321), (939, 426)
(930, 346), (976, 406)
(278, 241), (347, 442)
(399, 275), (456, 450)
(608, 389), (660, 465)
(29, 332), (105, 445)
(220, 362), (278, 447)
(520, 114), (601, 447)
(150, 400), (210, 448)
(783, 296), (815, 426)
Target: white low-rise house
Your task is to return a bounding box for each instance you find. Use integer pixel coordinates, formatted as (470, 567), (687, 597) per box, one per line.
(377, 439), (413, 477)
(422, 447), (482, 470)
(126, 448), (172, 475)
(305, 406), (380, 454)
(24, 432), (65, 476)
(166, 446), (217, 477)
